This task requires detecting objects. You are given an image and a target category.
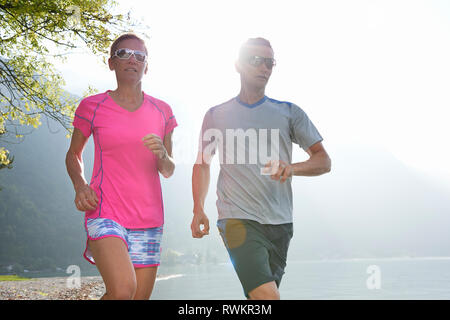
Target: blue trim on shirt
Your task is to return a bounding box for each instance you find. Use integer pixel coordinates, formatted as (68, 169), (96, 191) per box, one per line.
(236, 95), (267, 108)
(267, 97), (293, 108)
(144, 96), (166, 216)
(145, 96), (170, 137)
(146, 96), (167, 124)
(74, 113), (91, 123)
(91, 96), (107, 218)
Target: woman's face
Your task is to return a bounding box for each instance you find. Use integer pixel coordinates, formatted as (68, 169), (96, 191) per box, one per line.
(108, 38), (148, 86)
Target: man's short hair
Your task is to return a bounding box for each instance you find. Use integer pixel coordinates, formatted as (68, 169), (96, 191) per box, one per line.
(239, 37), (273, 60)
(110, 33), (148, 57)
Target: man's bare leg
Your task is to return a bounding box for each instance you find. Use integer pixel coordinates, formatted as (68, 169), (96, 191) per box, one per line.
(248, 281), (280, 300)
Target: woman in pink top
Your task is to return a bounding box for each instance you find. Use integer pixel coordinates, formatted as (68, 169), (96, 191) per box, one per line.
(65, 33), (177, 300)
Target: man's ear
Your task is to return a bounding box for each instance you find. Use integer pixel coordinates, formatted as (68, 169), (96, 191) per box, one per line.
(234, 60), (242, 74)
(144, 62), (149, 75)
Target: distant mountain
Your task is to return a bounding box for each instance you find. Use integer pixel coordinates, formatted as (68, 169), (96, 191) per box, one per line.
(288, 143), (450, 260)
(0, 117), (92, 273)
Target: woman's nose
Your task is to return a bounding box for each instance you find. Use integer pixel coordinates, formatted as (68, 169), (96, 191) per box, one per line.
(128, 53), (138, 63)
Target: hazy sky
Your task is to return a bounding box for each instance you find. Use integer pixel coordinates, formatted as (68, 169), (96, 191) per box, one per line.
(54, 0), (450, 181)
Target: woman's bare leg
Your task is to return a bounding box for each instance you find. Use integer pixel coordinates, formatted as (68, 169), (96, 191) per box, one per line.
(133, 266), (158, 300)
(88, 237), (137, 300)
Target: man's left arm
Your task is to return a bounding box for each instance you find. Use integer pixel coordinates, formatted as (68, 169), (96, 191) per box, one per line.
(291, 141), (331, 177)
(268, 141), (331, 182)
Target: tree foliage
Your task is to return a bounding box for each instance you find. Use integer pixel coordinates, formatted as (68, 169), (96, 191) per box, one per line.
(0, 0), (146, 168)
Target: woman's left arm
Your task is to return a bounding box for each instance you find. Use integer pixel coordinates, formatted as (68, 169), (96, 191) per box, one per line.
(158, 130), (175, 178)
(142, 131), (175, 178)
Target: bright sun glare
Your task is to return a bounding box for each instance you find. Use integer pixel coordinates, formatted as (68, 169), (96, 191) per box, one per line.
(56, 0), (450, 177)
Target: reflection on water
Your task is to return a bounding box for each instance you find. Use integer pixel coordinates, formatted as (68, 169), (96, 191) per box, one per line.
(156, 274), (184, 282)
(14, 257), (450, 300)
(153, 258), (450, 300)
(154, 262), (242, 300)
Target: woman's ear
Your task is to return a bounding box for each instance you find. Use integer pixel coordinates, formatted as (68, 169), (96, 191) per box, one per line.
(108, 57), (115, 71)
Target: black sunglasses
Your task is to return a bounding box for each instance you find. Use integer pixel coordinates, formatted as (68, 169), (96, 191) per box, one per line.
(247, 55), (276, 69)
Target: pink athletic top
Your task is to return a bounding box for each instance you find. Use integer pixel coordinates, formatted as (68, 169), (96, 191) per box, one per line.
(72, 91), (178, 229)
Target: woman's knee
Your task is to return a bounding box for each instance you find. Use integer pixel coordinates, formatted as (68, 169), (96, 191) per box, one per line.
(106, 278), (137, 300)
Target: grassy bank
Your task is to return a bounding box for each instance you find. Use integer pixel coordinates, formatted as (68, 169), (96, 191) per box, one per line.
(0, 275), (30, 281)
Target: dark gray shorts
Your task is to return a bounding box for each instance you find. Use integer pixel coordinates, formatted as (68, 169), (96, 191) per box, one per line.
(217, 218), (293, 297)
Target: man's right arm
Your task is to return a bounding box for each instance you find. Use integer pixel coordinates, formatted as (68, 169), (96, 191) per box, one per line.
(191, 154), (211, 238)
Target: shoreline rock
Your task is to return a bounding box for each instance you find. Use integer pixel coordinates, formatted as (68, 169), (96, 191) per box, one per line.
(0, 276), (105, 300)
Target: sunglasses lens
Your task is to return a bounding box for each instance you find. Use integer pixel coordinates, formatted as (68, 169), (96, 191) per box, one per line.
(248, 56), (263, 67)
(116, 49), (131, 59)
(134, 51), (147, 62)
(265, 59), (275, 69)
(248, 56), (275, 69)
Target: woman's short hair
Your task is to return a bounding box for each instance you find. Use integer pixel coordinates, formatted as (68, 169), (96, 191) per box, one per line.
(110, 33), (148, 57)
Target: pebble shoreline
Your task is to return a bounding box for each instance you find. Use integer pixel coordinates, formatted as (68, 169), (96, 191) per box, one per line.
(0, 276), (106, 300)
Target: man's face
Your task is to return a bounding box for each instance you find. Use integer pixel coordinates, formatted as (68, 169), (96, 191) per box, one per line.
(236, 45), (275, 89)
(108, 38), (148, 84)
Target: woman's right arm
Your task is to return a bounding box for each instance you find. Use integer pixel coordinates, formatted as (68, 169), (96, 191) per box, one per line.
(65, 128), (98, 212)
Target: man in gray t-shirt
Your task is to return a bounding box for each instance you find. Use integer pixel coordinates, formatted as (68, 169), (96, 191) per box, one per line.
(191, 38), (331, 300)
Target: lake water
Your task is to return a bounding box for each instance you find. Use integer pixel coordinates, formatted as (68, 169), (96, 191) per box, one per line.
(152, 257), (450, 300)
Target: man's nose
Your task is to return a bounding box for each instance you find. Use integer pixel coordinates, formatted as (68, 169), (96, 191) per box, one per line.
(259, 61), (271, 72)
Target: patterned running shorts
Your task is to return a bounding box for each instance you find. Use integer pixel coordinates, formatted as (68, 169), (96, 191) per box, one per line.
(84, 218), (163, 268)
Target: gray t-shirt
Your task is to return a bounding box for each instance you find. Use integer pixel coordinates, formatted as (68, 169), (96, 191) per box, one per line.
(199, 95), (323, 224)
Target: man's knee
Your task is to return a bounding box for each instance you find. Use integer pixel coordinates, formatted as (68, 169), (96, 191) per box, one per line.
(248, 281), (280, 300)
